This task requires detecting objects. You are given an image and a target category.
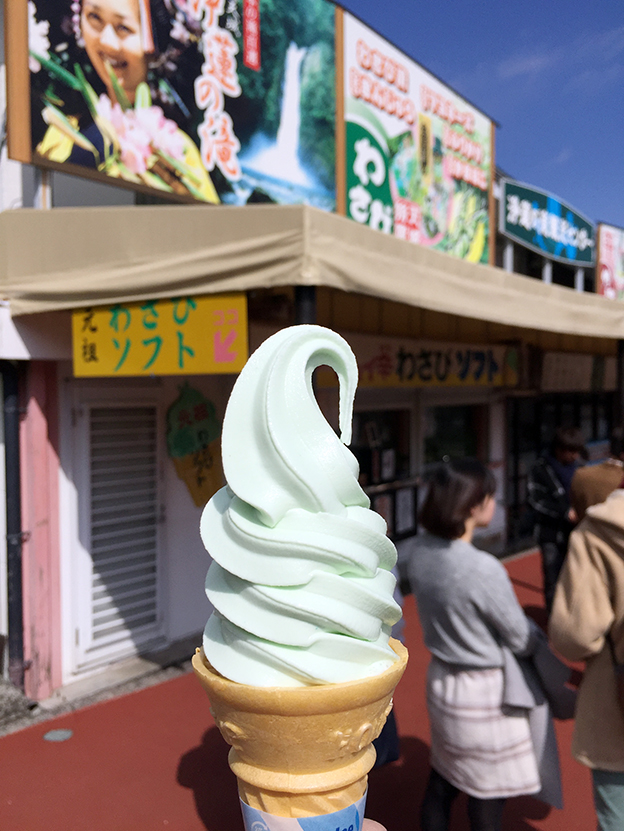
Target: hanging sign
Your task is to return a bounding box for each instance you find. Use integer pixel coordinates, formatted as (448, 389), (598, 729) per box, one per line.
(166, 384), (223, 507)
(72, 293), (247, 377)
(499, 178), (595, 265)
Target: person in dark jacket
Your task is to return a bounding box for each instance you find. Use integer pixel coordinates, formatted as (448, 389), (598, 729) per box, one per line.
(527, 426), (584, 614)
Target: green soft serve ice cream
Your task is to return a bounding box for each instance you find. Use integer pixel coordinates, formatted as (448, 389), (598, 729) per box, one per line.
(201, 325), (402, 687)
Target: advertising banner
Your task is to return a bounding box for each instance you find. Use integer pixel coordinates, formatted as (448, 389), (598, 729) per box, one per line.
(342, 13), (493, 263)
(317, 334), (518, 389)
(597, 223), (624, 301)
(72, 292), (248, 376)
(499, 179), (596, 265)
(24, 0), (336, 208)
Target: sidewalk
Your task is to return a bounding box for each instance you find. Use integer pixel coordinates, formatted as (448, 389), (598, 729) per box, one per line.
(0, 551), (595, 831)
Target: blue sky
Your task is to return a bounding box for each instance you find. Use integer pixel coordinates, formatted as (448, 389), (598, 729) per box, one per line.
(337, 0), (623, 228)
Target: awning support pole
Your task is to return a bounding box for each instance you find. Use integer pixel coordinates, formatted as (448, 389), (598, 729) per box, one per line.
(617, 339), (624, 428)
(294, 286), (316, 325)
(0, 361), (25, 690)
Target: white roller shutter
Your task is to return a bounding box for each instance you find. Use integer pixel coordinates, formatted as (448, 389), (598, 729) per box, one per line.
(74, 402), (163, 668)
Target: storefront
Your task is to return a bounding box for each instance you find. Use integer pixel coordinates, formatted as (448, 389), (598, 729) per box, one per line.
(0, 203), (622, 700)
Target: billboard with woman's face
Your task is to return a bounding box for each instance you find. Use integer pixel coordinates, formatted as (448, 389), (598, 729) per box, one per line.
(18, 0), (337, 207)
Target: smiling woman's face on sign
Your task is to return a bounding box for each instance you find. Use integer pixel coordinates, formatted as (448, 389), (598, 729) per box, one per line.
(81, 0), (148, 103)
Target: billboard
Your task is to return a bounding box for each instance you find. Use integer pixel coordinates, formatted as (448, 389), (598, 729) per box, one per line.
(342, 13), (493, 263)
(499, 178), (596, 266)
(597, 223), (624, 301)
(15, 0), (337, 208)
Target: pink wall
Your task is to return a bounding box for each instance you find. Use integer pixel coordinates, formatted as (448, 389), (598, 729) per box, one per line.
(20, 361), (62, 701)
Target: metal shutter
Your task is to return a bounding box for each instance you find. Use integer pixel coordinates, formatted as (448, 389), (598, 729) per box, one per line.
(88, 405), (161, 651)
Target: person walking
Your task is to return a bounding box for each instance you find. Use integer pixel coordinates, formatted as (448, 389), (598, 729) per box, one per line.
(527, 426), (585, 613)
(549, 488), (624, 831)
(408, 459), (541, 831)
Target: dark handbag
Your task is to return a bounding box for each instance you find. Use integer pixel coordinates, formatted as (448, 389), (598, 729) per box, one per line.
(372, 708), (400, 767)
(607, 632), (624, 719)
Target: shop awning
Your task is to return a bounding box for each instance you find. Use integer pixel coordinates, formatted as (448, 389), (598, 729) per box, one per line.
(0, 203), (622, 339)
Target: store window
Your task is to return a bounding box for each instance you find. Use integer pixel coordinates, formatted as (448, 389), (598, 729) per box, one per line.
(351, 409), (416, 541)
(424, 404), (488, 464)
(351, 410), (411, 487)
(506, 391), (614, 550)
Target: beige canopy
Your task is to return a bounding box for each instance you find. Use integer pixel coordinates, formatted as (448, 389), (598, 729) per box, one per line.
(0, 203), (622, 339)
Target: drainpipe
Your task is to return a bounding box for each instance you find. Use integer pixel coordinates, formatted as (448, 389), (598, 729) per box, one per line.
(0, 360), (24, 690)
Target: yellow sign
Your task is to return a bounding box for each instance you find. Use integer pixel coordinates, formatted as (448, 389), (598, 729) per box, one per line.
(72, 294), (247, 377)
(316, 334), (519, 389)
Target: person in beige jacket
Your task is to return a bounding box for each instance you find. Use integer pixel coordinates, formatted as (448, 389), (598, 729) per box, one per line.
(570, 427), (624, 522)
(549, 489), (624, 831)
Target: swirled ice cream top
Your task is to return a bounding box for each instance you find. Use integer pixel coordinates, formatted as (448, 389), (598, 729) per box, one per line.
(201, 325), (402, 687)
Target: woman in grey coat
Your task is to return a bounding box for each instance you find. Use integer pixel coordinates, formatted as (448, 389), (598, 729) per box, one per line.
(409, 459), (539, 831)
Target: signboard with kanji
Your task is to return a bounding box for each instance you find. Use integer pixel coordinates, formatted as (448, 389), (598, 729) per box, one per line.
(499, 178), (596, 265)
(11, 0), (336, 209)
(342, 13), (493, 263)
(317, 333), (518, 389)
(166, 383), (223, 506)
(72, 293), (247, 377)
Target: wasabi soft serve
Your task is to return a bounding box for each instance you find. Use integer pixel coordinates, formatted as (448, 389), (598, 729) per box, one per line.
(201, 325), (401, 686)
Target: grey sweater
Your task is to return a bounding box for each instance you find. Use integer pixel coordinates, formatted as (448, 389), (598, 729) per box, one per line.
(408, 533), (532, 668)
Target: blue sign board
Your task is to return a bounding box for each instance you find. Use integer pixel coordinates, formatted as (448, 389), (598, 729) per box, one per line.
(499, 178), (596, 266)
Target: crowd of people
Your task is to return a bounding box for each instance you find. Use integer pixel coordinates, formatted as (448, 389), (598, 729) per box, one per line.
(378, 425), (624, 831)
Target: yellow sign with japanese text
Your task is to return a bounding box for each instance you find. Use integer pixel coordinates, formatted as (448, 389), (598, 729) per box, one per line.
(72, 294), (248, 377)
(315, 333), (519, 389)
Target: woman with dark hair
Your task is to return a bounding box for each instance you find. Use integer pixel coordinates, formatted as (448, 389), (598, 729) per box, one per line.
(32, 0), (219, 201)
(409, 459), (540, 831)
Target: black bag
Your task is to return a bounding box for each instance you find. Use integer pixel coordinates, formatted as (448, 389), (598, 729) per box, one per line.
(373, 708), (400, 767)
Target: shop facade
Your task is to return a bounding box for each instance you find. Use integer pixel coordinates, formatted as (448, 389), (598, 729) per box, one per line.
(0, 202), (620, 701)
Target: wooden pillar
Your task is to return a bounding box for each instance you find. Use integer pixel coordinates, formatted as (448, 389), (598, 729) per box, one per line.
(20, 361), (62, 700)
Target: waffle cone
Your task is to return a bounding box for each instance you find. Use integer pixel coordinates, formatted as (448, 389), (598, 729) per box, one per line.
(192, 638), (408, 818)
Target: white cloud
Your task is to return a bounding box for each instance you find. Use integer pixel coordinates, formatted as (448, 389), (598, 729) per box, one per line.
(553, 147), (572, 165)
(497, 51), (560, 81)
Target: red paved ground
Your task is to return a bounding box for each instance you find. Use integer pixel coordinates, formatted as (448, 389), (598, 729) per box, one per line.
(0, 552), (595, 831)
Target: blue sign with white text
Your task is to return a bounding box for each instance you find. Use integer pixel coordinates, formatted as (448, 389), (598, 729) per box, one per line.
(499, 178), (595, 265)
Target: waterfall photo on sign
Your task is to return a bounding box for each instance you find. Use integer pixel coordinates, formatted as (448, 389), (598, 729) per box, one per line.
(27, 0), (336, 207)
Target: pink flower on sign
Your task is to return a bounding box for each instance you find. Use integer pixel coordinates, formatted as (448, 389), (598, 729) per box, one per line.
(95, 95), (186, 175)
(134, 106), (185, 159)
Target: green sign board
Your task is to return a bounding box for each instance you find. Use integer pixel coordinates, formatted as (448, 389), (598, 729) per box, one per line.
(499, 179), (595, 265)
